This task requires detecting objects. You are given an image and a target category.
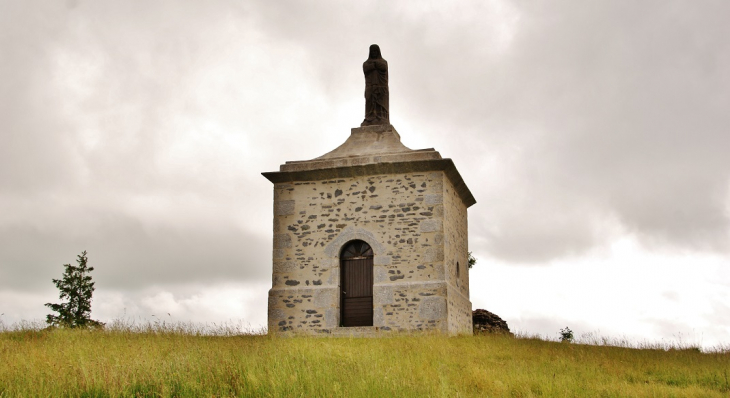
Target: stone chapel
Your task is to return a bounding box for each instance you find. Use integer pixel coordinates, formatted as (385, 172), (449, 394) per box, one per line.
(262, 45), (475, 336)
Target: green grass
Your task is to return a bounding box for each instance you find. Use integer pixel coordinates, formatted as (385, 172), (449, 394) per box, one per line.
(1, 322), (728, 397)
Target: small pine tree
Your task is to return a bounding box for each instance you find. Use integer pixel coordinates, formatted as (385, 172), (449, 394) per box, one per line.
(468, 251), (477, 268)
(45, 251), (103, 328)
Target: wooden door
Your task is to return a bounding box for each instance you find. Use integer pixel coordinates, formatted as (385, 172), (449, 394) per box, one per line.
(340, 240), (374, 327)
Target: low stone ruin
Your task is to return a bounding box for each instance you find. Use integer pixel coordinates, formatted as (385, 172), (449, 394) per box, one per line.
(472, 309), (512, 335)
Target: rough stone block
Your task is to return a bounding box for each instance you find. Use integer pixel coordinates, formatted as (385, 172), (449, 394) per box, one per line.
(327, 267), (339, 285)
(433, 204), (444, 217)
(425, 194), (443, 205)
(269, 308), (286, 321)
(419, 296), (447, 320)
(373, 307), (384, 326)
(273, 233), (292, 249)
(268, 294), (278, 310)
(420, 219), (443, 233)
(325, 308), (338, 328)
(434, 233), (444, 245)
(373, 255), (391, 266)
(319, 258), (337, 271)
(275, 200), (295, 216)
(424, 247), (444, 263)
(273, 260), (297, 273)
(373, 284), (396, 305)
(314, 287), (338, 307)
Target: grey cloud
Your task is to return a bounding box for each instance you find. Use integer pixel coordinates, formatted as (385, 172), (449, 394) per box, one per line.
(449, 2), (730, 261)
(249, 1), (730, 262)
(0, 2), (80, 194)
(0, 1), (286, 296)
(2, 0), (730, 299)
(0, 209), (270, 291)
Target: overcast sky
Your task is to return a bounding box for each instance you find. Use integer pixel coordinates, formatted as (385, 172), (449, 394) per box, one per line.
(1, 0), (728, 347)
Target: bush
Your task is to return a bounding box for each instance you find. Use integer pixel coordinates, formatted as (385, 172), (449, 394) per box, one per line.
(560, 326), (574, 343)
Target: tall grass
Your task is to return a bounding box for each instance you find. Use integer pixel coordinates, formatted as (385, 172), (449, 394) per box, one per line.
(1, 320), (728, 397)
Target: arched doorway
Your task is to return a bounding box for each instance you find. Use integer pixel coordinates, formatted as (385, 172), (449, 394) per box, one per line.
(340, 240), (374, 327)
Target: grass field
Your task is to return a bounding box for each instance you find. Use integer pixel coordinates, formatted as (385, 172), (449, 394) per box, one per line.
(1, 321), (729, 397)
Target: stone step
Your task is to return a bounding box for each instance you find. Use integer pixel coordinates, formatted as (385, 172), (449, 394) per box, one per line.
(328, 326), (390, 338)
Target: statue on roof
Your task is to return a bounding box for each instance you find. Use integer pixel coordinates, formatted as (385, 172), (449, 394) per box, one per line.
(361, 44), (389, 126)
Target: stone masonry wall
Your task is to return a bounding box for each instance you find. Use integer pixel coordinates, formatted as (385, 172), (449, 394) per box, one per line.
(268, 169), (471, 335)
(443, 176), (473, 334)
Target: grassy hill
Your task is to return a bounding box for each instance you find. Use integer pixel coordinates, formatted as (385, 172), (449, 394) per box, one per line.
(1, 323), (728, 397)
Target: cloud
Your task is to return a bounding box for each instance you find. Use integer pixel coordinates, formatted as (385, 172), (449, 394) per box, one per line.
(0, 203), (271, 291)
(0, 1), (287, 293)
(0, 282), (270, 329)
(453, 1), (730, 261)
(96, 282), (270, 327)
(470, 235), (730, 347)
(246, 0), (730, 262)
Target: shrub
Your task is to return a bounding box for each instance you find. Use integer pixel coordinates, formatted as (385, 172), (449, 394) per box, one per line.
(559, 326), (574, 343)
